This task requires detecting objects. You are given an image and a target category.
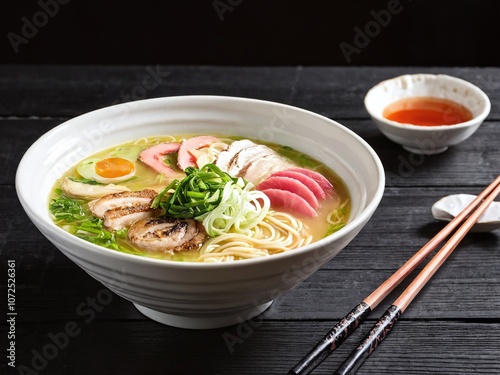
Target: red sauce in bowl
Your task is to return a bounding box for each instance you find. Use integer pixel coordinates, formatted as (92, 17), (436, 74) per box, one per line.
(383, 96), (473, 126)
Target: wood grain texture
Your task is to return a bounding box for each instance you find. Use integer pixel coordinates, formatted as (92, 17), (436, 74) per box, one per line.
(1, 66), (499, 119)
(1, 66), (499, 375)
(3, 321), (499, 375)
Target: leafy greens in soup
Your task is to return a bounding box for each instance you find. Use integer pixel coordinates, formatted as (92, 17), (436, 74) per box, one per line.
(49, 135), (350, 262)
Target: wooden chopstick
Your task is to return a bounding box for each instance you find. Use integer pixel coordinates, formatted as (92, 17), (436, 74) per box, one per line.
(333, 177), (500, 375)
(288, 175), (500, 375)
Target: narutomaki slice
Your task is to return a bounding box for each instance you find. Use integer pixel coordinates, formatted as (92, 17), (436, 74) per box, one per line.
(138, 142), (181, 175)
(286, 167), (333, 190)
(271, 170), (326, 200)
(177, 136), (219, 170)
(260, 188), (317, 217)
(257, 176), (319, 208)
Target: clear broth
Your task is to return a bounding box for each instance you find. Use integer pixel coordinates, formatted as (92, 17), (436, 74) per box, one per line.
(51, 135), (351, 261)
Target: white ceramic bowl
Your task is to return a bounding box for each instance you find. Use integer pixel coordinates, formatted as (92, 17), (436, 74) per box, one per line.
(16, 96), (385, 329)
(364, 74), (491, 154)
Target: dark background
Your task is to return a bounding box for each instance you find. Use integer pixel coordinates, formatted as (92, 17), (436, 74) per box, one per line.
(1, 0), (500, 66)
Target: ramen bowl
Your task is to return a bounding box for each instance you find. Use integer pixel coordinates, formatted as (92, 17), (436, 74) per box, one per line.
(365, 74), (491, 154)
(16, 96), (384, 329)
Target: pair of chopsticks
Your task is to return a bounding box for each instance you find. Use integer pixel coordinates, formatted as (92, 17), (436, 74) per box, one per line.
(288, 175), (500, 375)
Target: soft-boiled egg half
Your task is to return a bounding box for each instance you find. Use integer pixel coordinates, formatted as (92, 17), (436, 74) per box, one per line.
(77, 146), (140, 184)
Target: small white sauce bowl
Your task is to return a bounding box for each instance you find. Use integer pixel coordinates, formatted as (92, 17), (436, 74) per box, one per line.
(364, 74), (491, 154)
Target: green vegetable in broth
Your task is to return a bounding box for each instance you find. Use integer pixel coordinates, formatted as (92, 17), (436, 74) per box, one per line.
(49, 190), (131, 253)
(325, 223), (345, 237)
(276, 146), (317, 169)
(68, 177), (102, 185)
(50, 190), (88, 222)
(74, 218), (128, 251)
(152, 164), (238, 219)
(324, 202), (349, 237)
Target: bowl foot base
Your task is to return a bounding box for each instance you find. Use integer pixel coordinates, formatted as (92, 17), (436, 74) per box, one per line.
(133, 301), (273, 329)
(403, 145), (448, 154)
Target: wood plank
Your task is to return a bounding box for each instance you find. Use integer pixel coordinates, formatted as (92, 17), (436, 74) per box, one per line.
(6, 320), (500, 375)
(0, 66), (299, 117)
(1, 66), (499, 119)
(6, 263), (500, 321)
(8, 259), (499, 322)
(343, 120), (500, 187)
(0, 119), (63, 186)
(272, 267), (500, 320)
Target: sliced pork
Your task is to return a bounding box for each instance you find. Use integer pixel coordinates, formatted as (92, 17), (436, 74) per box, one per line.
(243, 155), (294, 184)
(216, 140), (293, 184)
(89, 189), (157, 218)
(128, 217), (208, 252)
(103, 204), (162, 231)
(215, 139), (255, 172)
(229, 144), (269, 173)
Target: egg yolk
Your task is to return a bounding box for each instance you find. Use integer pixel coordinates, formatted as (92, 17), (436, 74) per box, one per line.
(95, 158), (134, 178)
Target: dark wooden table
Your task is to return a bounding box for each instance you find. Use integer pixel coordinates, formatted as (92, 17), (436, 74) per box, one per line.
(1, 66), (499, 375)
